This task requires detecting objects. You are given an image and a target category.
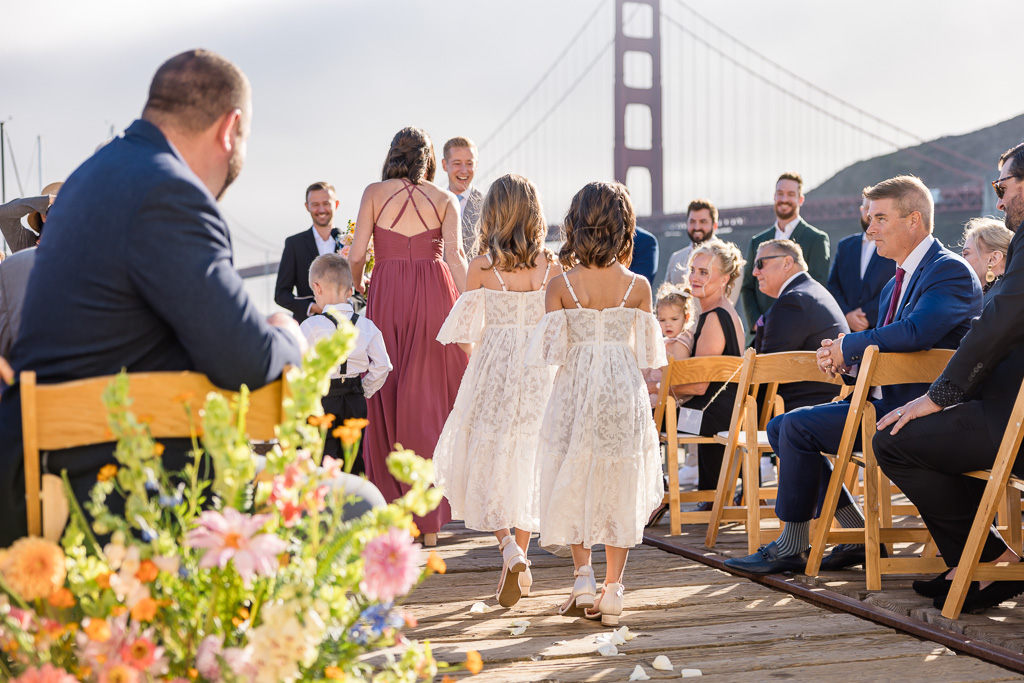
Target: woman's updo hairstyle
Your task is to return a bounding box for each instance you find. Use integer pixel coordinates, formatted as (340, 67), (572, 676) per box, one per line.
(689, 238), (745, 296)
(381, 127), (437, 184)
(559, 181), (635, 270)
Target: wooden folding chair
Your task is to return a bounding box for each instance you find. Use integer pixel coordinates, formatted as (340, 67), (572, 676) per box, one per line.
(805, 346), (955, 589)
(21, 369), (289, 541)
(705, 349), (846, 554)
(941, 376), (1024, 619)
(654, 354), (747, 536)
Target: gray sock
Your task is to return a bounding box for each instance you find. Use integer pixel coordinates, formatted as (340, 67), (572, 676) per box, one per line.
(834, 504), (866, 534)
(774, 520), (810, 557)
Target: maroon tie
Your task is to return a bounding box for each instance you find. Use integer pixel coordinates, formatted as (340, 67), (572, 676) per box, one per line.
(882, 267), (906, 326)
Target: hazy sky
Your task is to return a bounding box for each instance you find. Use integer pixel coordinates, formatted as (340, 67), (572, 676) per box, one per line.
(2, 0), (1022, 283)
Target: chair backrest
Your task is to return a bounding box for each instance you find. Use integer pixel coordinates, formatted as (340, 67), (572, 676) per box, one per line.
(653, 354), (747, 431)
(20, 369), (288, 536)
(746, 350), (845, 427)
(867, 347), (955, 387)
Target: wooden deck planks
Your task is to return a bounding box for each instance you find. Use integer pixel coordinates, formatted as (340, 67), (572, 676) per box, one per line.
(406, 524), (1021, 681)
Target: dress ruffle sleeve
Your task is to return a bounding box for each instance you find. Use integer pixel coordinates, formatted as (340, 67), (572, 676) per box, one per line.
(633, 310), (669, 369)
(525, 310), (568, 367)
(436, 289), (485, 345)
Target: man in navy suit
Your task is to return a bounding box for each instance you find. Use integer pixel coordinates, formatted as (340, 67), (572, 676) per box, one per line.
(725, 175), (981, 574)
(827, 194), (897, 332)
(275, 182), (342, 323)
(629, 226), (659, 287)
(753, 239), (849, 410)
(0, 50), (304, 545)
(874, 144), (1024, 613)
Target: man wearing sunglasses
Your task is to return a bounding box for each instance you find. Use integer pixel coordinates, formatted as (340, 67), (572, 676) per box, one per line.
(740, 172), (831, 346)
(873, 143), (1024, 614)
(752, 239), (848, 409)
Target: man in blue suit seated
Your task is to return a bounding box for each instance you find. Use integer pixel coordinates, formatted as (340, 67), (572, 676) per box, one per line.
(752, 239), (849, 410)
(724, 175), (982, 574)
(629, 226), (659, 287)
(827, 194), (898, 332)
(0, 49), (305, 545)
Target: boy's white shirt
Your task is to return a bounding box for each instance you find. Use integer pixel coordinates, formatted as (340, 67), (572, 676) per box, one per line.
(299, 302), (393, 398)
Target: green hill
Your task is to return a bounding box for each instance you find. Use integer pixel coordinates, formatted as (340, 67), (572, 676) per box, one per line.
(808, 113), (1024, 197)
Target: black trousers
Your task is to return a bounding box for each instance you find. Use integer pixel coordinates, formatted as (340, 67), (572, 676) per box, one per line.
(321, 377), (367, 476)
(694, 387), (736, 491)
(873, 400), (1022, 566)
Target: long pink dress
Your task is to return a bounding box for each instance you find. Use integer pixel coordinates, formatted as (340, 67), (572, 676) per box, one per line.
(364, 180), (467, 533)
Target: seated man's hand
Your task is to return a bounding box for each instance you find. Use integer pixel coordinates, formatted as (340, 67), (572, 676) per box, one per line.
(846, 308), (869, 332)
(877, 394), (942, 435)
(267, 312), (309, 355)
(816, 334), (848, 378)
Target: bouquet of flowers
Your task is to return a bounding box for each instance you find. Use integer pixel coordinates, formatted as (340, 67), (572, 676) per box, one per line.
(0, 320), (480, 682)
(338, 220), (374, 274)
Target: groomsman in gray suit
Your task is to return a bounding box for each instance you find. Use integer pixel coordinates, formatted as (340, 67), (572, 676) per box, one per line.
(443, 136), (484, 258)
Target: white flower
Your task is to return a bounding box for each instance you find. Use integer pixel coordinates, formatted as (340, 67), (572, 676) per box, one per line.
(597, 643), (619, 657)
(103, 541), (127, 570)
(152, 554), (180, 575)
(652, 655), (673, 671)
(247, 602), (325, 683)
(629, 664), (651, 681)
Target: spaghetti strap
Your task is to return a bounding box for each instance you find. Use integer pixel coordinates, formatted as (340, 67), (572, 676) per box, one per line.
(618, 274), (637, 307)
(487, 254), (508, 291)
(375, 180), (444, 231)
(562, 272), (583, 309)
(538, 260), (554, 290)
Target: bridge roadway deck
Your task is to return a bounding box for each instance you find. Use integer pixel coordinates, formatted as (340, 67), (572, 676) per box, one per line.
(406, 522), (1022, 682)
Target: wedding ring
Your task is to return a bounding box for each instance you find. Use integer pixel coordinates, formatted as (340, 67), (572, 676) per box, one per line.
(896, 410), (904, 417)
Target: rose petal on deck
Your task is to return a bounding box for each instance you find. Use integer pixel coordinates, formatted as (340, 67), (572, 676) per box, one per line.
(597, 643), (619, 657)
(680, 669), (703, 678)
(652, 655), (673, 671)
(629, 664), (651, 681)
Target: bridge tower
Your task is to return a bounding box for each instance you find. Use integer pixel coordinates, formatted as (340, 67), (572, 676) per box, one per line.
(614, 0), (664, 217)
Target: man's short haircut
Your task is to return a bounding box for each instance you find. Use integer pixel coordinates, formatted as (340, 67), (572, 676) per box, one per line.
(305, 181), (336, 201)
(686, 198), (718, 224)
(758, 238), (808, 271)
(142, 49), (250, 134)
(863, 175), (934, 233)
(308, 254), (354, 293)
(999, 142), (1024, 179)
(443, 136), (478, 160)
(777, 171), (804, 195)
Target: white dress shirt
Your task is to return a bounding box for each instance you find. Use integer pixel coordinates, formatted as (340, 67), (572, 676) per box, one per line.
(773, 217), (800, 241)
(299, 302), (393, 398)
(859, 232), (877, 279)
(313, 227), (336, 256)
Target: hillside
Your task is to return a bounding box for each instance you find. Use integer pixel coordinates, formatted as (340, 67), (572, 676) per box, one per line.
(808, 113), (1024, 197)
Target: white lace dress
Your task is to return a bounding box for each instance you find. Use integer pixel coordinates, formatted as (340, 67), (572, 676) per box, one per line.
(434, 278), (557, 533)
(525, 276), (668, 549)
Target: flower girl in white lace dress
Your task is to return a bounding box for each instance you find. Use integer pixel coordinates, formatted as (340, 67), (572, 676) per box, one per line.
(434, 174), (560, 608)
(526, 181), (667, 626)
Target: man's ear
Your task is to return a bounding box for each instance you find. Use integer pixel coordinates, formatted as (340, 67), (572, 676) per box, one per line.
(217, 108), (243, 152)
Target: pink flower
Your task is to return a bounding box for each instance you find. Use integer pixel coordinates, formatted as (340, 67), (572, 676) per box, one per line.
(196, 635), (224, 680)
(185, 508), (287, 584)
(341, 245), (352, 257)
(11, 665), (78, 683)
(322, 456), (343, 480)
(360, 527), (420, 602)
(120, 635), (165, 672)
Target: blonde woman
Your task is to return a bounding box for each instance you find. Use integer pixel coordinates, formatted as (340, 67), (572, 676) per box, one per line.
(434, 174), (560, 608)
(961, 216), (1013, 303)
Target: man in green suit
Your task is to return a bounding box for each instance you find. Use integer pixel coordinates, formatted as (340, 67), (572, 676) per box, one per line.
(740, 172), (830, 342)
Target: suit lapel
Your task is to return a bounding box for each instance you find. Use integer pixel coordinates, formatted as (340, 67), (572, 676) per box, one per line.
(895, 241), (942, 321)
(303, 228), (319, 261)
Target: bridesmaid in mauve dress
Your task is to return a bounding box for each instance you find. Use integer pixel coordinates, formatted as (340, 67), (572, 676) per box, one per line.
(348, 127), (468, 543)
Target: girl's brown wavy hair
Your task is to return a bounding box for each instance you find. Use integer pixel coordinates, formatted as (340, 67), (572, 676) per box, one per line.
(475, 174), (551, 271)
(558, 181), (635, 270)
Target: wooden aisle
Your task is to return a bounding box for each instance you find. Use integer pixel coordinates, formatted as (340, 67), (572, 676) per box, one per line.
(406, 524), (1021, 682)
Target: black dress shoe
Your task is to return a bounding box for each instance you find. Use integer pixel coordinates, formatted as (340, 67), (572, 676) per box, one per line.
(646, 503), (669, 527)
(933, 579), (1024, 614)
(912, 569), (953, 598)
(693, 501), (713, 512)
(818, 543), (889, 572)
(723, 541), (809, 575)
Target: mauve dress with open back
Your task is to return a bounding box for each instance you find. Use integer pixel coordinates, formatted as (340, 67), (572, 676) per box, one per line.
(364, 180), (467, 533)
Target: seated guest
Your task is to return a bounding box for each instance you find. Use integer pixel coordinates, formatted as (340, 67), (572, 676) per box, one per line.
(0, 50), (304, 546)
(960, 216), (1012, 304)
(671, 239), (745, 507)
(724, 175), (982, 574)
(0, 183), (62, 358)
(629, 226), (659, 289)
(752, 239), (849, 409)
(0, 190), (55, 254)
(827, 194), (897, 332)
(299, 253), (392, 475)
(873, 144), (1024, 613)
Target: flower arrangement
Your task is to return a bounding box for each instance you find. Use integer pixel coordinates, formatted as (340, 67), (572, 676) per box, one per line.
(338, 219), (374, 274)
(0, 319), (480, 682)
